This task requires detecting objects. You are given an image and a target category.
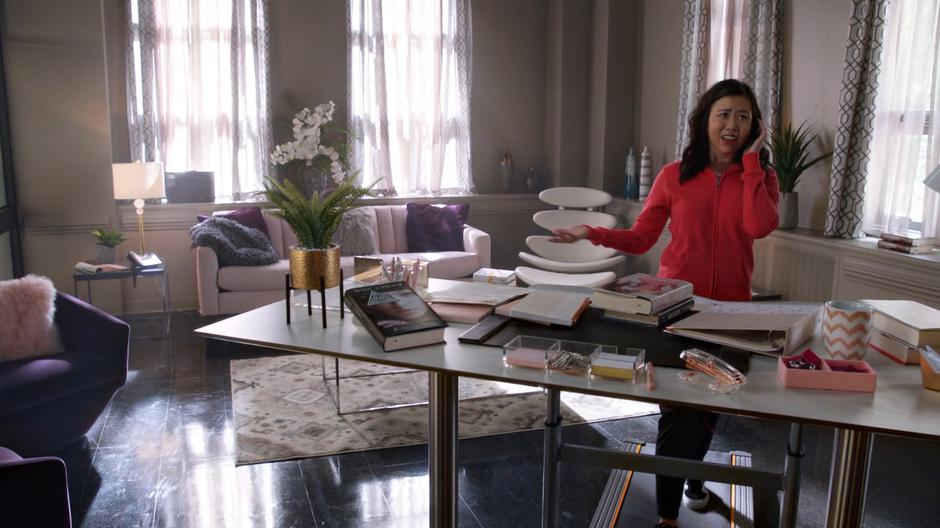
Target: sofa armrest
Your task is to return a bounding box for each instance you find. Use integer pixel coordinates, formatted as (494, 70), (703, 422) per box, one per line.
(463, 225), (491, 268)
(54, 293), (129, 386)
(0, 452), (72, 527)
(195, 246), (221, 316)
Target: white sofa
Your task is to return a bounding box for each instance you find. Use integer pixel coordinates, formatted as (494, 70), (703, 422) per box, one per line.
(195, 205), (491, 315)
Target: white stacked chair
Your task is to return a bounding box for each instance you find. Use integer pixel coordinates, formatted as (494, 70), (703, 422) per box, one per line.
(515, 187), (625, 288)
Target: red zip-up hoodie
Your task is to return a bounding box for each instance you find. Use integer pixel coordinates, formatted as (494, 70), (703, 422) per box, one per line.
(587, 152), (779, 301)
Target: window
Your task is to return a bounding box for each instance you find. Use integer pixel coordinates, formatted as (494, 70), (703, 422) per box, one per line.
(348, 0), (473, 196)
(126, 0), (272, 201)
(863, 0), (940, 238)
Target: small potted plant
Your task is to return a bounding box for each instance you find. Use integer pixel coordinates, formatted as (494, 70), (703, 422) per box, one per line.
(769, 122), (832, 229)
(263, 101), (374, 289)
(90, 229), (127, 263)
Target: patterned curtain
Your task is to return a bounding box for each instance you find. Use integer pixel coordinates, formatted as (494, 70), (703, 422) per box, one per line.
(349, 0), (474, 196)
(125, 0), (273, 201)
(824, 0), (888, 238)
(675, 0), (783, 158)
(740, 0), (783, 132)
(675, 0), (710, 159)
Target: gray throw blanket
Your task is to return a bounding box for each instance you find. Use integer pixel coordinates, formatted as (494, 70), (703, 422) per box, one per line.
(190, 216), (280, 267)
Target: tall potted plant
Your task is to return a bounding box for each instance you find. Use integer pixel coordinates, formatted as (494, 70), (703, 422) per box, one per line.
(264, 101), (374, 289)
(769, 122), (832, 229)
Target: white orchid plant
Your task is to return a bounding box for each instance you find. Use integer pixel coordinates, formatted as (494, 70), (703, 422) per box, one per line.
(270, 101), (348, 185)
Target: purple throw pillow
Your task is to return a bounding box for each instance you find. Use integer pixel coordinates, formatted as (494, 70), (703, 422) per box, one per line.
(406, 203), (469, 252)
(197, 207), (270, 239)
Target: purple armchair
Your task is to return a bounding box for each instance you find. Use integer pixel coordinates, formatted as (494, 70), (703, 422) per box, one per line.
(0, 292), (129, 456)
(0, 446), (71, 527)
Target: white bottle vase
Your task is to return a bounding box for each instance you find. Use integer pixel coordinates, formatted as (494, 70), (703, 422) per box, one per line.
(638, 146), (652, 200)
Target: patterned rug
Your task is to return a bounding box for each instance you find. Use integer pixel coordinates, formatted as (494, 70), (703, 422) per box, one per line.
(231, 354), (657, 465)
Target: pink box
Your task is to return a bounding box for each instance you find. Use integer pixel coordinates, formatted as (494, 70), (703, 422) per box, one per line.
(777, 355), (877, 392)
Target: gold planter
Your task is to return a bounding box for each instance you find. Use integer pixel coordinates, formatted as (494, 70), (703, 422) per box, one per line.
(289, 245), (342, 290)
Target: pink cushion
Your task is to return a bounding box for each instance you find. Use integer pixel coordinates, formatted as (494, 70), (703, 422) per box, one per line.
(406, 203), (469, 252)
(0, 275), (61, 363)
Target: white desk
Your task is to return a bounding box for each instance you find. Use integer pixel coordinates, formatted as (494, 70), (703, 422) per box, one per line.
(196, 289), (940, 527)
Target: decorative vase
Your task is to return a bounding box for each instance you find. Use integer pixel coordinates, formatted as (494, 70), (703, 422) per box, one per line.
(525, 168), (540, 192)
(498, 150), (513, 192)
(289, 245), (342, 290)
(778, 192), (799, 229)
(93, 245), (117, 264)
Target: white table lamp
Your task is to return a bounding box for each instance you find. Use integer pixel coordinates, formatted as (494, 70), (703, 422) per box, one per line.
(112, 162), (165, 255)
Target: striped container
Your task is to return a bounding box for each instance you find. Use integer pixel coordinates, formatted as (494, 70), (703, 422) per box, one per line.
(822, 300), (873, 360)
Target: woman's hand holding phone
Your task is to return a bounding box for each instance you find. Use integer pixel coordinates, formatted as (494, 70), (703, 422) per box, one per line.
(746, 118), (767, 154)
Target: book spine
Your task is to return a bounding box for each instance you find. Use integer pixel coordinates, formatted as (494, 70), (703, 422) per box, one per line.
(655, 299), (695, 325)
(344, 295), (388, 350)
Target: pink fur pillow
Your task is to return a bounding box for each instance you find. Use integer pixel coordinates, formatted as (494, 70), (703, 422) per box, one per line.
(0, 275), (62, 362)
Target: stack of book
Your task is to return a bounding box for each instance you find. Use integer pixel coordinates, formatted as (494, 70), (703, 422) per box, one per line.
(591, 273), (694, 326)
(877, 231), (936, 254)
(862, 299), (940, 364)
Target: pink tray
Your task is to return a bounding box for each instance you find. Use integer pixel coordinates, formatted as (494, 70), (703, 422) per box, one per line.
(777, 355), (877, 392)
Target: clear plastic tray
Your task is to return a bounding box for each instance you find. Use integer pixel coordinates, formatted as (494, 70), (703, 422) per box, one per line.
(503, 335), (559, 369)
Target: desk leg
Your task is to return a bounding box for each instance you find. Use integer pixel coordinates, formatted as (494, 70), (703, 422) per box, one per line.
(429, 371), (458, 528)
(825, 428), (873, 527)
(780, 423), (804, 528)
(542, 388), (562, 528)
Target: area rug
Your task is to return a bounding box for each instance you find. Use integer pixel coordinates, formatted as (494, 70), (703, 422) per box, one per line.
(231, 354), (658, 465)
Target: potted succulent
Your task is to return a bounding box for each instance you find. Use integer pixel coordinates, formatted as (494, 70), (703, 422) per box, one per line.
(264, 101), (374, 289)
(90, 229), (127, 263)
(769, 122), (832, 229)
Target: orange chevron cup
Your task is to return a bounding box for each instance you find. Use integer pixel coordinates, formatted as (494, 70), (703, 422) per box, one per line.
(822, 300), (873, 360)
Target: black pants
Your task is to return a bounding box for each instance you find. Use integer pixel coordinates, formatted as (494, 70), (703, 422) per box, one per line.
(655, 405), (720, 520)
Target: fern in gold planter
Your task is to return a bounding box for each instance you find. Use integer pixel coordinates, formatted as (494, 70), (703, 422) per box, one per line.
(769, 121), (832, 229)
(261, 177), (373, 289)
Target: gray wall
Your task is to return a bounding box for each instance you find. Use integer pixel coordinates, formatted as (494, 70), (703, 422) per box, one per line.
(3, 0), (861, 311)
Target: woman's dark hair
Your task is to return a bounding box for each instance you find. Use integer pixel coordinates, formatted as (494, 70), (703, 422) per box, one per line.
(679, 79), (768, 183)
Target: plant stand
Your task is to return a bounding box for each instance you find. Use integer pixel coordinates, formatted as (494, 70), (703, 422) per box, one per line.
(284, 270), (344, 327)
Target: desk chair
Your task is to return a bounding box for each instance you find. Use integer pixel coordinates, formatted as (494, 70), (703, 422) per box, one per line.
(516, 187), (624, 288)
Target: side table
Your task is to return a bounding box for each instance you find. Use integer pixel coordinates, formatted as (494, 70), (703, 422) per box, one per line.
(73, 264), (171, 339)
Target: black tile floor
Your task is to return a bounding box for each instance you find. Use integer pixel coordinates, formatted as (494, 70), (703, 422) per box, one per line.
(51, 312), (940, 527)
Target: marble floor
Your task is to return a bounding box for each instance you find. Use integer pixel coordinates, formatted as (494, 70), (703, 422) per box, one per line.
(52, 312), (940, 527)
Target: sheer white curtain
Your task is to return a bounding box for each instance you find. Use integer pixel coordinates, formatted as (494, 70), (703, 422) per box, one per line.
(707, 0), (748, 86)
(348, 0), (473, 196)
(863, 0), (940, 238)
(126, 0), (272, 201)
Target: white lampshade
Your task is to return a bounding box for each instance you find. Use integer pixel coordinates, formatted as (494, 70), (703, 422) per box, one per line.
(112, 162), (165, 200)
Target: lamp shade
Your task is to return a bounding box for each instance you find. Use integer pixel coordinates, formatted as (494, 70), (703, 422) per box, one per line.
(112, 162), (165, 200)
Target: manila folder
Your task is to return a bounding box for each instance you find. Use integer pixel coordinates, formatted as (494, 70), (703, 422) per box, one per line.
(666, 303), (820, 355)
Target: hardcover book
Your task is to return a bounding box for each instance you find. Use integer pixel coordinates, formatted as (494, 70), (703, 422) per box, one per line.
(603, 298), (695, 327)
(868, 329), (920, 365)
(494, 289), (591, 327)
(344, 281), (448, 351)
(876, 240), (936, 254)
(591, 273), (693, 315)
(861, 299), (940, 348)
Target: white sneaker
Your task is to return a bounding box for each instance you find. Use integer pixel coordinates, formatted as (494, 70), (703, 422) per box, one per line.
(684, 487), (710, 511)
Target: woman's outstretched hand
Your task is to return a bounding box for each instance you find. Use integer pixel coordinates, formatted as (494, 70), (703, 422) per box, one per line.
(549, 225), (589, 243)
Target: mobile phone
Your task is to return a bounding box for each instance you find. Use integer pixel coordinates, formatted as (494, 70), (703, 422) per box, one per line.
(458, 314), (511, 344)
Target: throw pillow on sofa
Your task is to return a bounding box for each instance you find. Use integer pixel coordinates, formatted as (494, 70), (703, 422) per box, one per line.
(196, 207), (270, 239)
(406, 203), (469, 252)
(331, 206), (379, 256)
(0, 275), (61, 363)
(190, 217), (280, 267)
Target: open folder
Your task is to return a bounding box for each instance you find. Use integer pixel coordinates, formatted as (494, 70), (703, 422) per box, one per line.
(665, 302), (820, 356)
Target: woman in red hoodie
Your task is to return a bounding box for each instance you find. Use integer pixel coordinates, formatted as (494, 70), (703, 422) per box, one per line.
(551, 79), (779, 527)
